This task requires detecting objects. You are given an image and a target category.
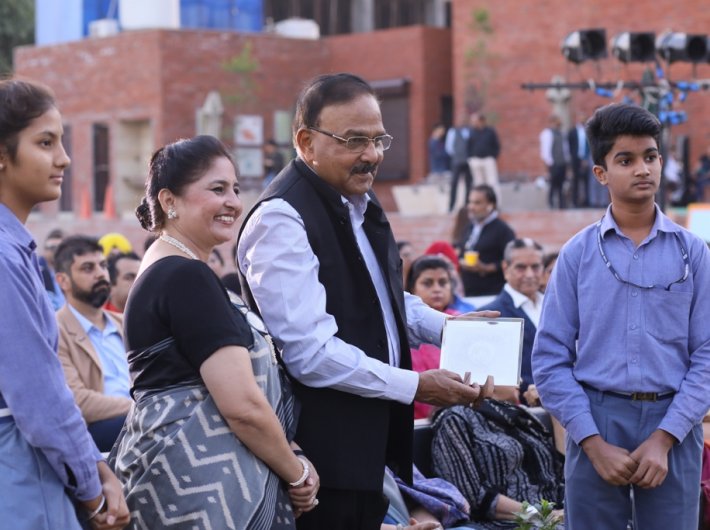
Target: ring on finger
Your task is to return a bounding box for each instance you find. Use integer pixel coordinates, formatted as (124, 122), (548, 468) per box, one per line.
(312, 497), (319, 506)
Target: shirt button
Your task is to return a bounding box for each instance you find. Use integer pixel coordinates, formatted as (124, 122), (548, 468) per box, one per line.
(631, 358), (638, 364)
(633, 254), (639, 260)
(630, 324), (637, 330)
(631, 290), (638, 297)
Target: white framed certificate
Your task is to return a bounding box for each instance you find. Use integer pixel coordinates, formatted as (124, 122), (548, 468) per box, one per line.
(439, 317), (524, 386)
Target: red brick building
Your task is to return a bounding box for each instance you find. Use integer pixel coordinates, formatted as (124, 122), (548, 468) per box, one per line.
(16, 0), (710, 252)
(16, 25), (451, 220)
(451, 0), (710, 179)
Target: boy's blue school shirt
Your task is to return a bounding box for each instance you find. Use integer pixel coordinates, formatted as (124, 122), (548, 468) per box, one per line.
(532, 204), (710, 445)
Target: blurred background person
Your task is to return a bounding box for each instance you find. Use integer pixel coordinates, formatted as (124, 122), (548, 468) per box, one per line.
(55, 235), (132, 452)
(693, 144), (710, 202)
(468, 112), (501, 202)
(398, 240), (415, 285)
(455, 185), (515, 298)
(207, 247), (225, 277)
(539, 114), (569, 210)
(540, 251), (559, 294)
(445, 114), (473, 212)
(39, 228), (67, 309)
(263, 138), (286, 189)
(423, 240), (474, 313)
(105, 252), (140, 313)
(428, 123), (450, 181)
(98, 232), (133, 258)
(568, 113), (590, 208)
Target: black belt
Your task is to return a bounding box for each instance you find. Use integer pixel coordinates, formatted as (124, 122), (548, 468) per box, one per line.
(580, 382), (675, 402)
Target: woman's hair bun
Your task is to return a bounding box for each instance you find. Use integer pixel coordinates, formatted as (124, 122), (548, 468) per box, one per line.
(135, 196), (153, 231)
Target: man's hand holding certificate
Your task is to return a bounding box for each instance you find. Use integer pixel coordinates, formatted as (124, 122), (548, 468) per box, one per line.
(414, 310), (499, 408)
(440, 316), (524, 387)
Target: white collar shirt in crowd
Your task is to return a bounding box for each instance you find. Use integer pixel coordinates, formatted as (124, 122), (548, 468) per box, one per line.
(503, 283), (544, 327)
(238, 166), (446, 405)
(465, 209), (498, 250)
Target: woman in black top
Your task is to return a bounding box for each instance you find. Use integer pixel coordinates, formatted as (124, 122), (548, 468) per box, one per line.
(111, 136), (319, 529)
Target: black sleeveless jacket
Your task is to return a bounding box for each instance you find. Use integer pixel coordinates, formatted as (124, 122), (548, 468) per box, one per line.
(239, 158), (414, 489)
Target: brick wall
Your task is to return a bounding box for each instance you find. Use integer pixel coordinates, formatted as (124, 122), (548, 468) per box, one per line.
(15, 26), (451, 217)
(327, 26), (452, 185)
(452, 0), (710, 180)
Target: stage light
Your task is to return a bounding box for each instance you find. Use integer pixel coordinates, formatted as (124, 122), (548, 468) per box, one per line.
(656, 32), (708, 63)
(561, 29), (607, 63)
(611, 32), (656, 63)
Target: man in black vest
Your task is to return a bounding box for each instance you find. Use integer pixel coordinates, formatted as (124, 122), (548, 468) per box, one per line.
(238, 73), (495, 530)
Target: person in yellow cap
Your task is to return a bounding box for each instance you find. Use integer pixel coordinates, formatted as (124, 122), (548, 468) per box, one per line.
(98, 233), (133, 257)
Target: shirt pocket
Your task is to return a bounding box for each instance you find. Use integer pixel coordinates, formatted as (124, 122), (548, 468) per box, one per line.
(644, 289), (692, 343)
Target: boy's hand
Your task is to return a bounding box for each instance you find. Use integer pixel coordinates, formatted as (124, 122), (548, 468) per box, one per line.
(581, 435), (638, 485)
(629, 429), (676, 488)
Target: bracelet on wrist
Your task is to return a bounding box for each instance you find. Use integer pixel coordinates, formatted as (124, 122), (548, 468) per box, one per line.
(288, 456), (310, 488)
(85, 495), (106, 521)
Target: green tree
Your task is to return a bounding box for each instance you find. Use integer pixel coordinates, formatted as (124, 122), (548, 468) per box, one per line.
(463, 7), (495, 112)
(0, 0), (34, 75)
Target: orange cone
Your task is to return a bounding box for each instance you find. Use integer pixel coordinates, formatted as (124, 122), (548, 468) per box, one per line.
(103, 182), (116, 219)
(79, 186), (92, 219)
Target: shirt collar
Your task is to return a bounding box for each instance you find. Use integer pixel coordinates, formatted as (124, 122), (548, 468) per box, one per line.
(472, 209), (498, 227)
(0, 203), (37, 252)
(599, 203), (678, 241)
(341, 193), (370, 217)
(504, 283), (543, 308)
(68, 303), (116, 336)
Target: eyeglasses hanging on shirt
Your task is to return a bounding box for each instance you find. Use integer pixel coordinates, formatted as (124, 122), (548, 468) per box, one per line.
(596, 222), (689, 291)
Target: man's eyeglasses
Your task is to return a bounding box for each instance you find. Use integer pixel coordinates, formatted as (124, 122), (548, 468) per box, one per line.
(308, 127), (393, 153)
(596, 223), (689, 291)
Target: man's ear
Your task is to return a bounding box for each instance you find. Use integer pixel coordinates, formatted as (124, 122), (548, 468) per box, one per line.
(55, 271), (71, 293)
(295, 128), (314, 162)
(593, 165), (608, 186)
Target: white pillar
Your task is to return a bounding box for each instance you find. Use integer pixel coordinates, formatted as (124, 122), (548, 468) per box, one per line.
(351, 0), (374, 33)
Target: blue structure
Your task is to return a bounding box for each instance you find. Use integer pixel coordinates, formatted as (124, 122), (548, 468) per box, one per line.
(35, 0), (262, 45)
(181, 0), (263, 33)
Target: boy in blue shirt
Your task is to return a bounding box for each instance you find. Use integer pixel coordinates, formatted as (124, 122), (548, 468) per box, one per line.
(532, 103), (710, 529)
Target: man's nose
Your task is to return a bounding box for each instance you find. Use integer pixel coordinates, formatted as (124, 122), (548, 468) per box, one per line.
(360, 139), (381, 162)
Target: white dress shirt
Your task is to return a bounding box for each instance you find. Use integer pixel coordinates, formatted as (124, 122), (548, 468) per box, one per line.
(503, 283), (543, 327)
(238, 189), (446, 405)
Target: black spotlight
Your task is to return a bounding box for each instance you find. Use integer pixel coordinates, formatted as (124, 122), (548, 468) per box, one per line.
(657, 32), (708, 63)
(562, 29), (607, 63)
(611, 32), (656, 63)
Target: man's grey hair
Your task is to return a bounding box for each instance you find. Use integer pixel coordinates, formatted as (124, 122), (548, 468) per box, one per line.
(503, 238), (543, 263)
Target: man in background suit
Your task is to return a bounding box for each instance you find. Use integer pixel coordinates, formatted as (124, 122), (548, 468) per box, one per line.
(568, 115), (591, 207)
(445, 114), (473, 212)
(481, 238), (544, 403)
(54, 235), (132, 452)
